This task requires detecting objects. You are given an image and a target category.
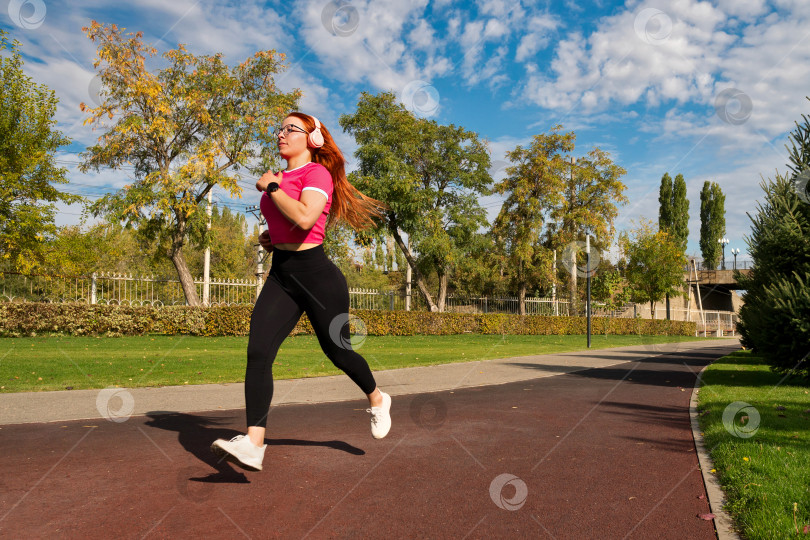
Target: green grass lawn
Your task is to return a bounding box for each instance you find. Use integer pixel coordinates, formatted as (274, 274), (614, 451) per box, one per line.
(697, 351), (810, 539)
(0, 333), (703, 392)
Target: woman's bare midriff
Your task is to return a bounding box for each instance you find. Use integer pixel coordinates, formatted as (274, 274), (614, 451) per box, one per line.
(272, 243), (321, 251)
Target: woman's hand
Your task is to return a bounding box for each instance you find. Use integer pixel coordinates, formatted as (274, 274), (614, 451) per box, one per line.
(258, 230), (273, 251)
(256, 170), (283, 192)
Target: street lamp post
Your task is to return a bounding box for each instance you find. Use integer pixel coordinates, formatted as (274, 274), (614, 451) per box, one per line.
(731, 248), (740, 270)
(718, 237), (730, 270)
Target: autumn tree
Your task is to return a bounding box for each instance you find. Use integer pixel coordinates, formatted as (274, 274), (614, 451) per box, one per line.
(621, 220), (687, 319)
(492, 127), (573, 314)
(0, 30), (79, 272)
(542, 130), (628, 311)
(79, 21), (299, 305)
(699, 181), (726, 269)
(340, 92), (491, 311)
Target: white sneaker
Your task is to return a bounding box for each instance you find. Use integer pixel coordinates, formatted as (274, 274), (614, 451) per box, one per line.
(210, 434), (266, 471)
(367, 392), (392, 439)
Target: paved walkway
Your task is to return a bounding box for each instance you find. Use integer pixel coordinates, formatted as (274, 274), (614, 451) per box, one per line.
(0, 338), (740, 538)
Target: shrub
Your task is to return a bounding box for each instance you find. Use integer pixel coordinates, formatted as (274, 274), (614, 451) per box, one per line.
(0, 303), (696, 338)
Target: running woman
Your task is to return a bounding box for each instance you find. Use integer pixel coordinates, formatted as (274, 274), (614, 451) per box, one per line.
(211, 112), (391, 472)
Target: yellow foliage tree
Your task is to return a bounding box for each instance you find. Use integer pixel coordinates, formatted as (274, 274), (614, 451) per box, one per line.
(79, 21), (300, 305)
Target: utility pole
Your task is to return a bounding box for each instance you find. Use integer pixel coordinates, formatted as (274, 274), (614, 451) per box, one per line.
(586, 234), (592, 348)
(247, 205), (267, 299)
(569, 156), (577, 314)
(552, 249), (558, 316)
(404, 233), (412, 311)
(203, 190), (213, 307)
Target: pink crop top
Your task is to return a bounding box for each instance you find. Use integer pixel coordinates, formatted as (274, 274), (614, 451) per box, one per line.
(260, 162), (333, 244)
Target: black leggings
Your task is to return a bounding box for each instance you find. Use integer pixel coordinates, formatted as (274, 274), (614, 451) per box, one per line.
(245, 245), (377, 428)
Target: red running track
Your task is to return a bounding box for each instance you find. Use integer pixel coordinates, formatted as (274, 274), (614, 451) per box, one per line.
(0, 342), (738, 539)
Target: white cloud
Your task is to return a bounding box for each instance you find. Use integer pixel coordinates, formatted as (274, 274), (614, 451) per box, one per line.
(515, 15), (558, 62)
(294, 0), (441, 96)
(408, 19), (435, 50)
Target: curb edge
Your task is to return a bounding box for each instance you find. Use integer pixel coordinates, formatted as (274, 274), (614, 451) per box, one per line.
(690, 362), (742, 540)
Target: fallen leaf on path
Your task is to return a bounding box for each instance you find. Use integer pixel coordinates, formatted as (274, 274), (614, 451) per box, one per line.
(697, 494), (705, 500)
(698, 513), (715, 520)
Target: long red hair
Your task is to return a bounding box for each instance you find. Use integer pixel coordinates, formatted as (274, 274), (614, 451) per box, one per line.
(286, 112), (386, 230)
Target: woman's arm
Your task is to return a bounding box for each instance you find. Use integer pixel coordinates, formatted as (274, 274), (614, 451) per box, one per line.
(256, 171), (328, 231)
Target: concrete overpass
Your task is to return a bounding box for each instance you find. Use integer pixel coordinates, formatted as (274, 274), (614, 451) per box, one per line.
(685, 268), (752, 290)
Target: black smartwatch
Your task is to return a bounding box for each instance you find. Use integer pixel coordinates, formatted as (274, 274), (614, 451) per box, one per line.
(266, 182), (280, 193)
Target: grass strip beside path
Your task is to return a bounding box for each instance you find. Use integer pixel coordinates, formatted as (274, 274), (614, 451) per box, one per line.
(697, 351), (810, 539)
(0, 333), (703, 393)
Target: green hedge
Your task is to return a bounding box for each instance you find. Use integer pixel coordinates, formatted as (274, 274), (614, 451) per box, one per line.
(0, 303), (696, 337)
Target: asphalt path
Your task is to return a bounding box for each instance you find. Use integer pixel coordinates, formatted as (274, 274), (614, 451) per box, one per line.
(0, 340), (739, 539)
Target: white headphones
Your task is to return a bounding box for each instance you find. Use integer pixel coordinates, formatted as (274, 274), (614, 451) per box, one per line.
(308, 116), (324, 148)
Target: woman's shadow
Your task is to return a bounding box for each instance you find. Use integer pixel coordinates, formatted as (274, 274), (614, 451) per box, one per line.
(144, 411), (365, 485)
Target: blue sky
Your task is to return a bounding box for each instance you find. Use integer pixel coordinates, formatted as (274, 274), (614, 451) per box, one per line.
(4, 0), (810, 263)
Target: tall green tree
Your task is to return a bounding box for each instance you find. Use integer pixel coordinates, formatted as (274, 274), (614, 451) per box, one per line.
(658, 172), (689, 318)
(671, 174), (690, 252)
(738, 107), (810, 379)
(659, 172), (689, 252)
(620, 220), (687, 319)
(492, 126), (573, 314)
(658, 173), (673, 232)
(340, 92), (491, 311)
(699, 181), (726, 269)
(79, 21), (299, 305)
(0, 30), (80, 272)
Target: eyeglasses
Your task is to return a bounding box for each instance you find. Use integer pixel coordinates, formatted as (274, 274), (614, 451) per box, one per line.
(275, 124), (307, 137)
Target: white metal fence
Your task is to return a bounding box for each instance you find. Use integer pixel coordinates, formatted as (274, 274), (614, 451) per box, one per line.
(0, 271), (737, 334)
(0, 271), (258, 307)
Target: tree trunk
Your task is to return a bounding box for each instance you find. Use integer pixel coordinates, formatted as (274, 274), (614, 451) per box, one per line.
(650, 300), (655, 320)
(437, 268), (448, 312)
(170, 216), (201, 306)
(390, 225), (438, 312)
(518, 282), (527, 316)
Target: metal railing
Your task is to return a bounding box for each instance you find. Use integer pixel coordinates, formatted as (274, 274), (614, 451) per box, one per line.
(686, 259), (754, 271)
(0, 271), (258, 307)
(0, 271), (737, 334)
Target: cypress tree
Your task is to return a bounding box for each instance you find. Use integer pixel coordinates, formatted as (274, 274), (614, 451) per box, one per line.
(699, 181), (725, 269)
(658, 173), (673, 232)
(671, 174), (690, 253)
